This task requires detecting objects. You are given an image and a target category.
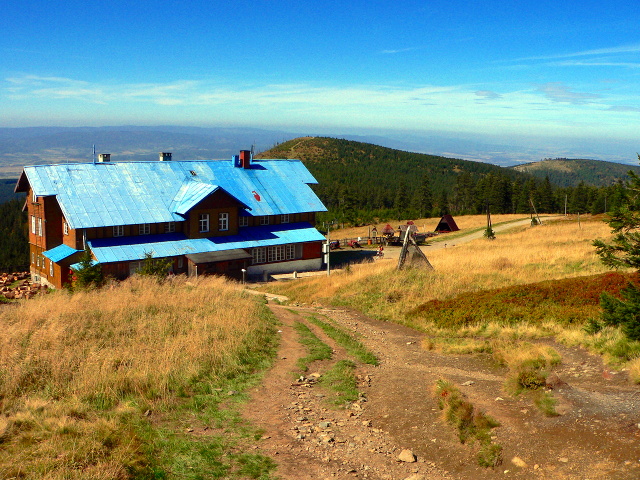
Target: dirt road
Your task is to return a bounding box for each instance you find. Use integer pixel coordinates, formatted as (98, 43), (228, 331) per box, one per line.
(244, 302), (640, 480)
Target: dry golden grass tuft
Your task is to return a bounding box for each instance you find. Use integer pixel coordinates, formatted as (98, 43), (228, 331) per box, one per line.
(0, 275), (273, 478)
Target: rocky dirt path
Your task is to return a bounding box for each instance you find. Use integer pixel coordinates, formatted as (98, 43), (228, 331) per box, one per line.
(244, 302), (640, 480)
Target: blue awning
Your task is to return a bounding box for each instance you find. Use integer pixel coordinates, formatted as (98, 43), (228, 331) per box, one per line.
(87, 222), (325, 264)
(43, 244), (82, 263)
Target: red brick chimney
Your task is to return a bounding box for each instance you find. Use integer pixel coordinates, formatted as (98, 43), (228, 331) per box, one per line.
(239, 150), (251, 169)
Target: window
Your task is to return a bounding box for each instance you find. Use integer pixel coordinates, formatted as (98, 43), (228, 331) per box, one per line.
(31, 216), (36, 234)
(252, 247), (267, 264)
(49, 261), (54, 277)
(198, 214), (209, 233)
(139, 224), (150, 235)
(164, 222), (175, 233)
(37, 218), (43, 236)
(113, 225), (124, 237)
(260, 216), (270, 225)
(218, 212), (229, 231)
(63, 221), (69, 235)
(178, 257), (184, 269)
(32, 191), (37, 203)
(31, 252), (35, 264)
(281, 214), (290, 224)
(239, 216), (249, 227)
(268, 245), (286, 263)
(252, 244), (297, 264)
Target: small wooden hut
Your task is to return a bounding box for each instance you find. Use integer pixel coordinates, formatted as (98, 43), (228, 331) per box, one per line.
(434, 215), (460, 233)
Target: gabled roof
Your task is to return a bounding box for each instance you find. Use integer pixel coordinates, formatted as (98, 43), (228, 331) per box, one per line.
(17, 159), (326, 229)
(87, 222), (326, 264)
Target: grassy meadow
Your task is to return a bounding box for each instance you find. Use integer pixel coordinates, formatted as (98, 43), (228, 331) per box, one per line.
(0, 275), (278, 479)
(268, 215), (640, 379)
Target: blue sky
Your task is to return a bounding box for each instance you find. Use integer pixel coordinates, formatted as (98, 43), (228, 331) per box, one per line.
(2, 1), (639, 156)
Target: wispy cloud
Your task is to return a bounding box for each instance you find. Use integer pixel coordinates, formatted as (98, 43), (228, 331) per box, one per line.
(608, 105), (640, 112)
(4, 74), (638, 139)
(475, 90), (502, 100)
(552, 60), (640, 68)
(517, 43), (640, 62)
(536, 82), (600, 105)
(380, 46), (423, 54)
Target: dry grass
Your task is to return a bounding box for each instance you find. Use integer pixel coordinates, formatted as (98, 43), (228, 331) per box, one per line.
(270, 216), (613, 321)
(0, 275), (275, 479)
(628, 357), (640, 384)
(328, 214), (528, 240)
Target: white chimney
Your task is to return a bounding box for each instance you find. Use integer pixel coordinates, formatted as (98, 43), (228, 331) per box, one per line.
(159, 152), (172, 161)
(98, 153), (110, 163)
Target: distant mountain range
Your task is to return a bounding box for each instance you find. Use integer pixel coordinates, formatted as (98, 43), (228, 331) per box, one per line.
(511, 158), (640, 187)
(1, 126), (637, 179)
(0, 128), (637, 204)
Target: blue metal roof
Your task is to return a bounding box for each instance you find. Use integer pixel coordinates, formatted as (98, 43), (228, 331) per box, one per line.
(43, 244), (82, 262)
(21, 158), (326, 229)
(87, 222), (326, 263)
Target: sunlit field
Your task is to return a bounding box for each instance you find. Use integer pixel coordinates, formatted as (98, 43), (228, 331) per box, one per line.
(271, 215), (614, 313)
(325, 214), (529, 240)
(0, 275), (277, 479)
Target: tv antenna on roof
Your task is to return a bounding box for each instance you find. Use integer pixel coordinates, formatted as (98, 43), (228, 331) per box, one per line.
(250, 143), (255, 159)
(92, 145), (96, 164)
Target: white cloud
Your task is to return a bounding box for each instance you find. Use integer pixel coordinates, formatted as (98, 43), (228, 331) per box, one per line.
(475, 90), (502, 100)
(2, 74), (639, 139)
(536, 82), (600, 105)
(516, 43), (640, 62)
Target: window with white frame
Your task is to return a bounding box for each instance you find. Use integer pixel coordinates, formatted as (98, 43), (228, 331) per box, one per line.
(31, 252), (35, 264)
(139, 224), (151, 235)
(32, 191), (37, 203)
(268, 245), (286, 263)
(281, 214), (290, 224)
(260, 216), (269, 225)
(252, 244), (298, 264)
(218, 212), (229, 231)
(31, 216), (36, 234)
(252, 247), (267, 264)
(198, 214), (210, 233)
(37, 218), (43, 236)
(49, 260), (54, 277)
(164, 222), (175, 233)
(239, 216), (249, 227)
(63, 221), (69, 235)
(113, 225), (124, 237)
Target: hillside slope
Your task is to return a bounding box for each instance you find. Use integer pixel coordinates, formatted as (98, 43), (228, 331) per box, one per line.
(511, 158), (640, 187)
(256, 137), (527, 214)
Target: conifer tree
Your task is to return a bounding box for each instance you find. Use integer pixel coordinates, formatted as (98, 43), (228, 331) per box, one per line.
(593, 157), (640, 341)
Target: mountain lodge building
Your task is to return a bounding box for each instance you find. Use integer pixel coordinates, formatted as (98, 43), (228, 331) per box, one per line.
(15, 150), (327, 288)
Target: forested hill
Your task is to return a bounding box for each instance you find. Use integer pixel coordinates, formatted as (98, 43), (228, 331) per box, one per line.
(256, 137), (632, 223)
(256, 137), (529, 218)
(511, 158), (640, 187)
